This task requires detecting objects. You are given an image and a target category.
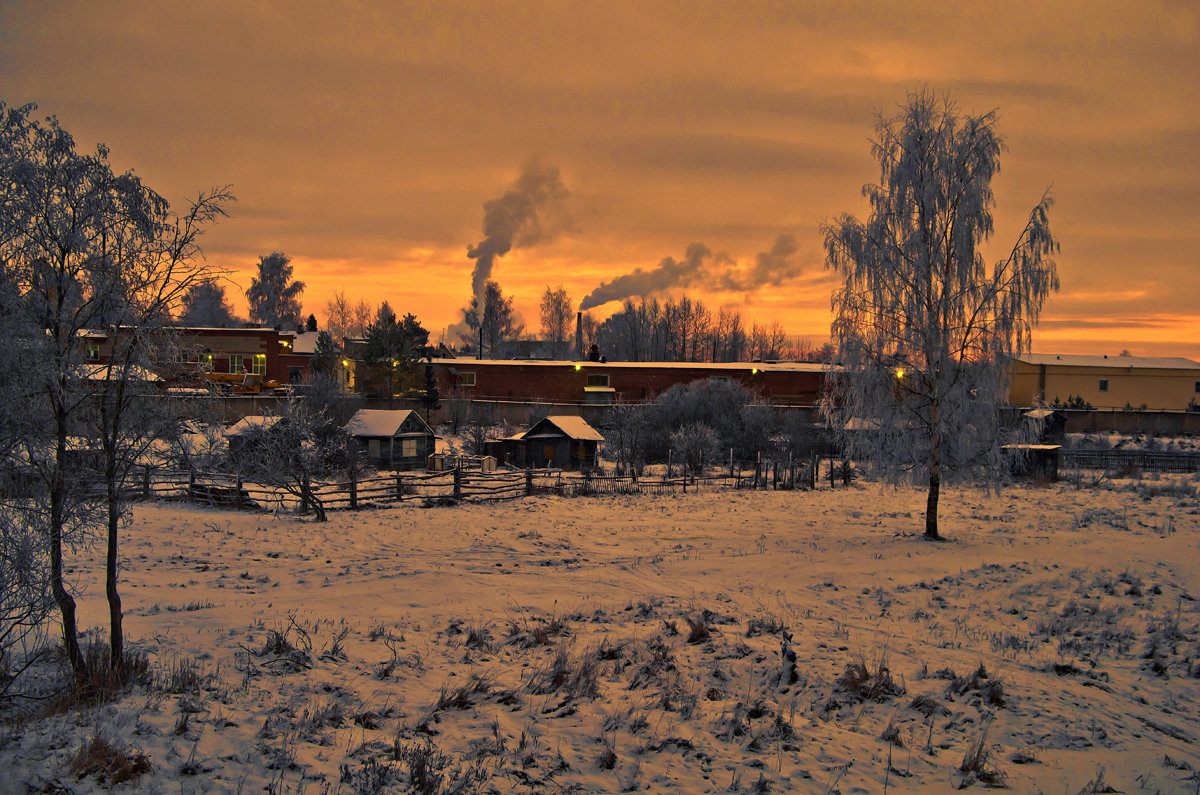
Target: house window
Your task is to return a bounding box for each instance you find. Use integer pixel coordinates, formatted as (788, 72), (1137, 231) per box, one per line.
(1098, 379), (1109, 392)
(401, 438), (418, 458)
(229, 354), (244, 373)
(252, 354), (266, 375)
(367, 439), (380, 458)
(1195, 381), (1200, 393)
(85, 343), (100, 361)
(459, 372), (476, 387)
(586, 373), (609, 388)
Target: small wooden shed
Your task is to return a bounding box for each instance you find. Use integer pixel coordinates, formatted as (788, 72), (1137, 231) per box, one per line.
(1022, 408), (1067, 444)
(496, 415), (604, 470)
(225, 415), (287, 462)
(346, 409), (437, 470)
(1003, 443), (1061, 481)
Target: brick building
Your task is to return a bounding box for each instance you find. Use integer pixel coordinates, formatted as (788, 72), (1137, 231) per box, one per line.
(82, 326), (310, 386)
(430, 359), (830, 406)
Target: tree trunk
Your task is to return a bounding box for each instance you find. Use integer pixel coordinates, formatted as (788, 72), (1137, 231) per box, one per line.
(925, 471), (940, 539)
(925, 404), (942, 540)
(106, 492), (124, 668)
(50, 412), (85, 678)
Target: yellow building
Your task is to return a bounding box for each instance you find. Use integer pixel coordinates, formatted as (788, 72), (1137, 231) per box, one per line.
(1008, 353), (1200, 410)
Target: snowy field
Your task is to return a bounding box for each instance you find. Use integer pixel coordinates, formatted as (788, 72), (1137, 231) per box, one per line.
(3, 480), (1200, 793)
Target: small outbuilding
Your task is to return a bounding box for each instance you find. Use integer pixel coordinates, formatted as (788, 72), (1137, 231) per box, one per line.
(225, 415), (288, 462)
(1021, 408), (1067, 444)
(1003, 443), (1061, 481)
(495, 415), (604, 470)
(346, 409), (437, 470)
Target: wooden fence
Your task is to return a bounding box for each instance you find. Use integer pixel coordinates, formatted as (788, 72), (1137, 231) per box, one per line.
(116, 464), (710, 515)
(1058, 449), (1200, 474)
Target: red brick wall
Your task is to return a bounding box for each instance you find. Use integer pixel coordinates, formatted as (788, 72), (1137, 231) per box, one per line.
(434, 361), (825, 405)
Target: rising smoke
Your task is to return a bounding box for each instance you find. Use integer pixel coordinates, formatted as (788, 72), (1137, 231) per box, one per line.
(466, 159), (571, 300)
(448, 160), (570, 343)
(578, 234), (803, 311)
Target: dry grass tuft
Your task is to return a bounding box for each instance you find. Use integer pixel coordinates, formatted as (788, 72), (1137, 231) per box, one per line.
(69, 735), (152, 785)
(834, 652), (904, 703)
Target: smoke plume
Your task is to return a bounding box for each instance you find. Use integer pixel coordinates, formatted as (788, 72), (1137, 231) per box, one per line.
(467, 159), (571, 300)
(578, 234), (803, 311)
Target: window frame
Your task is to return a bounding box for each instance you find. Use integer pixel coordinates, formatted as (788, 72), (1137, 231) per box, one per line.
(459, 371), (476, 387)
(1098, 379), (1109, 393)
(586, 373), (610, 388)
(252, 354), (267, 375)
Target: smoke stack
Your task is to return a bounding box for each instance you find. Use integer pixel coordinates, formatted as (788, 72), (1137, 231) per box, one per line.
(575, 312), (583, 360)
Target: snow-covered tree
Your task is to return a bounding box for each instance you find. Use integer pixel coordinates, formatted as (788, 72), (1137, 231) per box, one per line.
(461, 280), (523, 358)
(246, 251), (304, 328)
(539, 284), (573, 359)
(1, 100), (230, 677)
(821, 90), (1058, 540)
(179, 278), (238, 327)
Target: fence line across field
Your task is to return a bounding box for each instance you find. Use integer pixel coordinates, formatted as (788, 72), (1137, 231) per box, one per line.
(113, 456), (843, 515)
(1058, 450), (1200, 474)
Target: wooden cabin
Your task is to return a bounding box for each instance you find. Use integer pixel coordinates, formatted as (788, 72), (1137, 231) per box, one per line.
(346, 409), (437, 470)
(494, 415), (604, 470)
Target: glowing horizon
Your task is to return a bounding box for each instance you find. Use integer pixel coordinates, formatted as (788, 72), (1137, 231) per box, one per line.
(3, 1), (1196, 359)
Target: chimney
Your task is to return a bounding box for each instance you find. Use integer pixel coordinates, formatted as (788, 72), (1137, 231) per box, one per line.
(575, 311), (583, 360)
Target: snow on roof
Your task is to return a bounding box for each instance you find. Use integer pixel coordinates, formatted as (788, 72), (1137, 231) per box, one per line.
(291, 331), (321, 354)
(432, 358), (834, 373)
(226, 415), (284, 436)
(539, 415), (605, 441)
(1014, 353), (1200, 370)
(346, 409), (427, 437)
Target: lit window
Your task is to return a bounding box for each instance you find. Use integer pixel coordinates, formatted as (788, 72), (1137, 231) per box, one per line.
(85, 344), (100, 361)
(252, 354), (266, 375)
(402, 438), (418, 457)
(587, 373), (609, 387)
(1098, 379), (1109, 393)
(459, 372), (476, 387)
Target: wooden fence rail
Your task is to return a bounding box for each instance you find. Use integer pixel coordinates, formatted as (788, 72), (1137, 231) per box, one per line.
(1059, 450), (1200, 474)
(109, 457), (853, 517)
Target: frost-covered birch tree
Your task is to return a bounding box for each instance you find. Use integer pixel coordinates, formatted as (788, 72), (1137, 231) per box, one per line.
(821, 91), (1058, 540)
(1, 100), (231, 680)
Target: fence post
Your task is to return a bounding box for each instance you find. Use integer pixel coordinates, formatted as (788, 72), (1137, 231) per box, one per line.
(142, 464), (151, 499)
(396, 475), (404, 502)
(525, 465), (533, 496)
(754, 461), (761, 490)
(188, 469), (196, 501)
(300, 475), (311, 514)
(772, 461), (778, 490)
(729, 449), (734, 478)
(666, 450), (672, 480)
(453, 466), (462, 499)
(236, 474), (244, 509)
(349, 469), (358, 510)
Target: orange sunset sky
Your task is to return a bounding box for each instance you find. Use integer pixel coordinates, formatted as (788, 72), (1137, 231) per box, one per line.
(2, 1), (1197, 357)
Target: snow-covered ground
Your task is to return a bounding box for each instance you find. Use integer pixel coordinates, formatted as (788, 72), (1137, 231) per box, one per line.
(3, 479), (1199, 792)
